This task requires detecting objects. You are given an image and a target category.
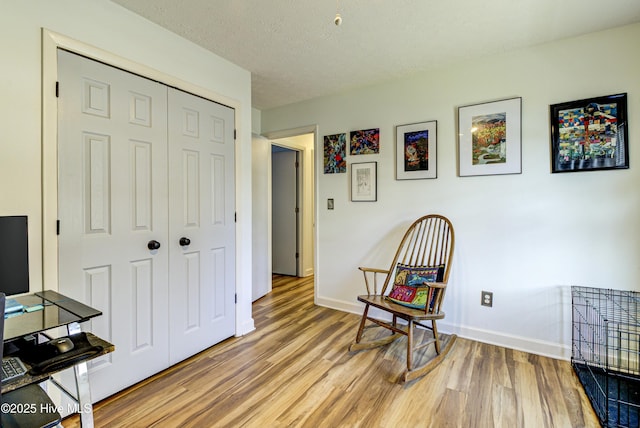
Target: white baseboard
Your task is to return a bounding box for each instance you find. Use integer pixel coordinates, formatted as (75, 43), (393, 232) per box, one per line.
(442, 323), (571, 361)
(236, 318), (256, 336)
(316, 295), (361, 314)
(316, 295), (570, 361)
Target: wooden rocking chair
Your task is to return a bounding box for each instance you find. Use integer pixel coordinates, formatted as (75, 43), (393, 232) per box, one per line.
(349, 214), (456, 382)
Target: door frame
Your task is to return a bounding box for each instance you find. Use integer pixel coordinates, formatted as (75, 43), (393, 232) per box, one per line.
(263, 126), (317, 295)
(41, 29), (252, 336)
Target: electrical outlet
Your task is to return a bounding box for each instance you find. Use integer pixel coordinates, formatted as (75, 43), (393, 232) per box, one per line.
(481, 291), (493, 307)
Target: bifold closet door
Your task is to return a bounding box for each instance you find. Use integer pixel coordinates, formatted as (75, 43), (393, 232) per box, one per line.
(167, 88), (236, 364)
(58, 50), (237, 401)
(57, 49), (170, 402)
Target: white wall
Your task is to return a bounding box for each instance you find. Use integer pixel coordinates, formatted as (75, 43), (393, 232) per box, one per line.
(261, 23), (640, 359)
(252, 134), (272, 300)
(1, 1), (254, 335)
(252, 108), (262, 134)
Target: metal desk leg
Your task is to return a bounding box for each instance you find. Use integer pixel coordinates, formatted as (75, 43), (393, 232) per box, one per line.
(67, 322), (95, 428)
(74, 361), (94, 428)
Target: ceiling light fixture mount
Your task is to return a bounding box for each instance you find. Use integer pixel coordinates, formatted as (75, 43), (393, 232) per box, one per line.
(334, 0), (342, 25)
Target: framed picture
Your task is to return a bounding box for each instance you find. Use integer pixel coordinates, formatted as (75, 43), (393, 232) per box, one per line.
(396, 120), (437, 180)
(550, 93), (628, 173)
(350, 128), (380, 155)
(351, 162), (377, 202)
(458, 97), (522, 177)
(323, 133), (347, 174)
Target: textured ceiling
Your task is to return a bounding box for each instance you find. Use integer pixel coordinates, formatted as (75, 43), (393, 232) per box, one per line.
(110, 0), (640, 110)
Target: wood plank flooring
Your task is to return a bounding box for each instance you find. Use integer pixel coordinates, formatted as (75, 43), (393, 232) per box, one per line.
(63, 275), (599, 427)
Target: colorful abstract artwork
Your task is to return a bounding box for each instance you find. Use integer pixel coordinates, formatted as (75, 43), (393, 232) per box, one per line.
(472, 112), (506, 165)
(350, 128), (379, 155)
(323, 133), (346, 174)
(551, 93), (628, 173)
(396, 120), (437, 180)
(404, 130), (429, 171)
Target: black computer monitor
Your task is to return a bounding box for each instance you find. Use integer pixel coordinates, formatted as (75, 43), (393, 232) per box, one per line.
(0, 216), (29, 296)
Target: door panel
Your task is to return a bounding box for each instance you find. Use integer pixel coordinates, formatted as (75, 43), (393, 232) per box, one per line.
(83, 266), (111, 371)
(272, 150), (298, 276)
(168, 88), (236, 364)
(57, 49), (170, 401)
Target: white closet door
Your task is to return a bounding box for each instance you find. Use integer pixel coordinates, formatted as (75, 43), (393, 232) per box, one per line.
(167, 88), (236, 364)
(57, 49), (170, 401)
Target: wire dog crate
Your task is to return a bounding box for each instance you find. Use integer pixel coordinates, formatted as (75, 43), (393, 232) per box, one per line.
(572, 286), (640, 427)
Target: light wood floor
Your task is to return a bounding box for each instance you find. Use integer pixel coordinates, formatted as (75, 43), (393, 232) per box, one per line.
(64, 275), (599, 427)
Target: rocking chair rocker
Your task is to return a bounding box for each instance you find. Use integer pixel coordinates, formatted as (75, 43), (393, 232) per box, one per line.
(349, 214), (456, 382)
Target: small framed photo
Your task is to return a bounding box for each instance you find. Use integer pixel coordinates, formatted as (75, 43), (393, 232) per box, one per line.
(351, 162), (377, 202)
(550, 93), (628, 173)
(395, 120), (437, 180)
(458, 97), (522, 177)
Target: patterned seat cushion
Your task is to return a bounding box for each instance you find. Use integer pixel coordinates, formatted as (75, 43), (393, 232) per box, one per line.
(387, 264), (441, 309)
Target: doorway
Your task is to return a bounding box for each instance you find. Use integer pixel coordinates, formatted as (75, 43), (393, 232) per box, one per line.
(251, 129), (315, 302)
(269, 132), (315, 280)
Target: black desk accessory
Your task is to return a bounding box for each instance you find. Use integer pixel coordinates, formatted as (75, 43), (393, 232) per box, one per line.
(19, 332), (104, 376)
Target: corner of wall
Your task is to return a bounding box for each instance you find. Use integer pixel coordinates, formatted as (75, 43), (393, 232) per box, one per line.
(252, 108), (262, 135)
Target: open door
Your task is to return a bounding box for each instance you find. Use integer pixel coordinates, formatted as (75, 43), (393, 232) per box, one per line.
(271, 147), (298, 276)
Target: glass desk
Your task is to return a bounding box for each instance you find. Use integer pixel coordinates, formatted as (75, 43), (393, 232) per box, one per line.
(2, 291), (114, 428)
(4, 290), (101, 342)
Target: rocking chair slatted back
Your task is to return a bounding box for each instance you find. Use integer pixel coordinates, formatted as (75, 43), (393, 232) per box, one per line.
(380, 214), (454, 298)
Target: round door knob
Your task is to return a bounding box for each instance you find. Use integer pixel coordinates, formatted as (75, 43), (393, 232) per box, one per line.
(147, 240), (161, 250)
(179, 237), (191, 246)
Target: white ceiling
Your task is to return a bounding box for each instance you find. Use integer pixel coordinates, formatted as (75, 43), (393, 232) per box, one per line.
(110, 0), (640, 110)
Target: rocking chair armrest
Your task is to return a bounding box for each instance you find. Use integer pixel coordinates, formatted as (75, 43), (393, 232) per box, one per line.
(421, 281), (448, 314)
(425, 281), (447, 288)
(358, 267), (390, 295)
(358, 267), (390, 275)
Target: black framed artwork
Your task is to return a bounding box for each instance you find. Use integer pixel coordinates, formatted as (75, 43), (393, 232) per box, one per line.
(395, 120), (437, 180)
(550, 93), (628, 173)
(350, 162), (377, 202)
